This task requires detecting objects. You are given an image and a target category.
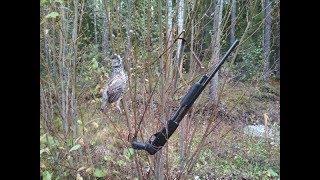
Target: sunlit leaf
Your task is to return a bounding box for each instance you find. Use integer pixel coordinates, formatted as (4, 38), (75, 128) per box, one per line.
(124, 148), (134, 160)
(266, 168), (278, 177)
(92, 122), (99, 129)
(40, 147), (50, 155)
(93, 168), (107, 177)
(117, 160), (125, 166)
(85, 166), (94, 173)
(42, 171), (52, 180)
(77, 166), (86, 172)
(69, 144), (81, 152)
(77, 120), (82, 125)
(40, 0), (48, 6)
(103, 155), (112, 161)
(54, 0), (64, 4)
(76, 173), (83, 180)
(92, 59), (99, 69)
(40, 133), (47, 144)
(45, 12), (60, 19)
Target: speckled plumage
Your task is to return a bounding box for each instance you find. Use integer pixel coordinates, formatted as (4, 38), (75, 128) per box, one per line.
(101, 54), (128, 113)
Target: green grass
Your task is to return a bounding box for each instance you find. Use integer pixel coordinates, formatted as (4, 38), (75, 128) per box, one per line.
(192, 135), (279, 179)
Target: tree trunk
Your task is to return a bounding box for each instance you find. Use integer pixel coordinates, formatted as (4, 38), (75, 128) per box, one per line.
(155, 1), (165, 180)
(59, 3), (69, 135)
(230, 0), (236, 44)
(71, 0), (79, 138)
(209, 0), (224, 105)
(173, 0), (185, 90)
(173, 0), (186, 173)
(164, 0), (174, 177)
(263, 0), (272, 81)
(102, 0), (110, 59)
(146, 0), (153, 93)
(273, 1), (280, 79)
(166, 0), (173, 81)
(93, 2), (98, 45)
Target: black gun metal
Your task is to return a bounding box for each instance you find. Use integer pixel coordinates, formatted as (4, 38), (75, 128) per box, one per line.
(132, 40), (239, 155)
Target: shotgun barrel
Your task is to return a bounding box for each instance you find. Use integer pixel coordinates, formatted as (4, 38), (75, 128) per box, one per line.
(132, 40), (239, 155)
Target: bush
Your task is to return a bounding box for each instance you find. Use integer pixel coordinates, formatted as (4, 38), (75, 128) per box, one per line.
(232, 42), (263, 82)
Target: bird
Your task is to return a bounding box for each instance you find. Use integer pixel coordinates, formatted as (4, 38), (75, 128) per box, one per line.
(100, 54), (128, 113)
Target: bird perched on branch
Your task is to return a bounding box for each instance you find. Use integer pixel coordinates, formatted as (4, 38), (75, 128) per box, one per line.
(100, 54), (128, 113)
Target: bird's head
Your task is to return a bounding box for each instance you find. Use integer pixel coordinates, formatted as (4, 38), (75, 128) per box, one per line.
(111, 54), (123, 68)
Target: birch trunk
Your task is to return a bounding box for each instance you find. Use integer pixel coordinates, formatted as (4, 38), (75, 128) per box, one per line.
(155, 1), (164, 180)
(173, 0), (187, 173)
(173, 0), (185, 89)
(102, 0), (110, 59)
(71, 0), (79, 138)
(263, 0), (272, 81)
(209, 0), (224, 105)
(166, 0), (173, 81)
(230, 0), (236, 44)
(59, 4), (69, 135)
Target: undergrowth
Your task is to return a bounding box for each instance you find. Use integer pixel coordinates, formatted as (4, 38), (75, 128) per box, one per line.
(40, 78), (280, 179)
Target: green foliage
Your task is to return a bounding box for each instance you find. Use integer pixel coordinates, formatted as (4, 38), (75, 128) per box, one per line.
(123, 148), (134, 160)
(103, 154), (112, 162)
(93, 168), (107, 178)
(54, 0), (64, 4)
(69, 144), (81, 152)
(42, 170), (53, 180)
(232, 42), (264, 81)
(233, 155), (248, 169)
(41, 0), (64, 5)
(77, 44), (107, 97)
(266, 168), (278, 178)
(41, 133), (59, 147)
(45, 12), (60, 19)
(192, 134), (279, 179)
(40, 0), (48, 5)
(40, 147), (50, 155)
(245, 139), (268, 160)
(117, 159), (126, 166)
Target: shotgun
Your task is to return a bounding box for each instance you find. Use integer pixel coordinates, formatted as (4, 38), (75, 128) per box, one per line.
(132, 40), (239, 155)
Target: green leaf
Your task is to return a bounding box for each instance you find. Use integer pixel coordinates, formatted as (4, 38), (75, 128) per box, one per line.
(103, 155), (112, 161)
(42, 171), (52, 180)
(41, 134), (58, 147)
(47, 136), (55, 146)
(69, 144), (81, 152)
(54, 0), (64, 4)
(92, 58), (98, 69)
(40, 0), (48, 5)
(93, 168), (106, 178)
(117, 160), (125, 166)
(124, 148), (134, 160)
(45, 12), (60, 19)
(40, 147), (50, 155)
(266, 168), (278, 177)
(40, 133), (47, 144)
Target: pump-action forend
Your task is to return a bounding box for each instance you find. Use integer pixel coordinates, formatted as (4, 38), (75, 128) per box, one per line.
(132, 40), (240, 155)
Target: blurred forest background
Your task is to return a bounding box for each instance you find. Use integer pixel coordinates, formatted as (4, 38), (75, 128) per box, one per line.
(40, 0), (280, 179)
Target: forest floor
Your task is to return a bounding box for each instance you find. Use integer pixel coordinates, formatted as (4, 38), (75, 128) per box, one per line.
(41, 77), (280, 179)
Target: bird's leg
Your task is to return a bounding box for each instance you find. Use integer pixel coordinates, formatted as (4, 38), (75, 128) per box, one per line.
(116, 100), (122, 113)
